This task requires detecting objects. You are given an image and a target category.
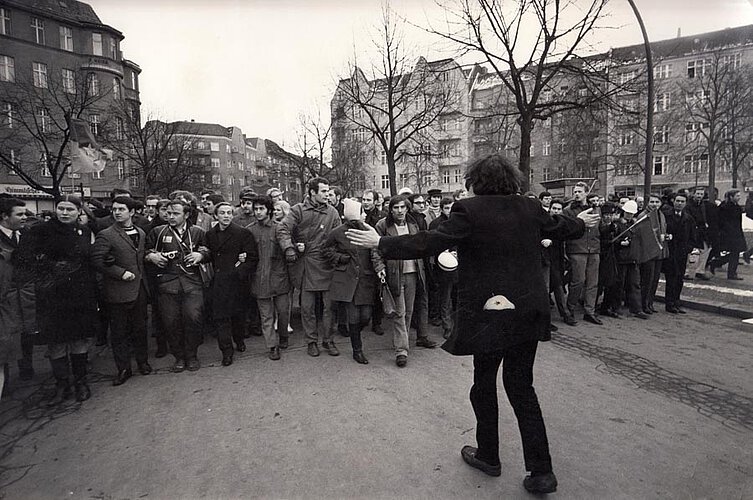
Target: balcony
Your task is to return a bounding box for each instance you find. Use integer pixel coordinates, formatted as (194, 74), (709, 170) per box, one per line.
(80, 57), (124, 78)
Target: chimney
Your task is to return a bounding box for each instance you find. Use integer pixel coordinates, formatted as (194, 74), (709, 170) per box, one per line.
(677, 28), (681, 38)
(190, 119), (195, 122)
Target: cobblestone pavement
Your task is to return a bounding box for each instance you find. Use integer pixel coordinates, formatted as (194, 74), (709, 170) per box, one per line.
(0, 309), (751, 499)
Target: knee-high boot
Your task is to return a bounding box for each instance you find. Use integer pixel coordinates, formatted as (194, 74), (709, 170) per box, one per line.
(349, 323), (368, 365)
(48, 356), (71, 406)
(70, 353), (91, 402)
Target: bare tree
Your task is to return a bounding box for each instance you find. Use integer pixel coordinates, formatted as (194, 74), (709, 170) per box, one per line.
(431, 0), (615, 191)
(0, 67), (109, 197)
(333, 5), (458, 195)
(100, 107), (209, 196)
(330, 138), (370, 195)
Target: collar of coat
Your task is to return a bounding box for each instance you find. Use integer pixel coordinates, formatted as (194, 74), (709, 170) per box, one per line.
(385, 220), (419, 236)
(302, 197), (332, 213)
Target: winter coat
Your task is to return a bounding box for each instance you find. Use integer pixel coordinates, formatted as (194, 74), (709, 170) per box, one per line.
(564, 201), (601, 254)
(145, 224), (210, 294)
(248, 219), (290, 299)
(0, 229), (36, 342)
(374, 218), (426, 298)
(323, 221), (383, 305)
(205, 223), (257, 318)
(717, 202), (747, 253)
(378, 195), (585, 355)
(429, 214), (458, 284)
(15, 220), (100, 344)
(661, 207), (696, 275)
(91, 223), (148, 304)
(277, 197), (341, 291)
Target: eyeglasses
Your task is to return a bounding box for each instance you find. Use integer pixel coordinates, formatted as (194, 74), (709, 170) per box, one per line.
(414, 200), (426, 205)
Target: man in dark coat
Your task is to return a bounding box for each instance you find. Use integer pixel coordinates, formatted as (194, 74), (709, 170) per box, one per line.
(346, 154), (598, 494)
(362, 189), (387, 335)
(91, 196), (151, 386)
(685, 187), (716, 280)
(661, 193), (695, 313)
(205, 202), (257, 366)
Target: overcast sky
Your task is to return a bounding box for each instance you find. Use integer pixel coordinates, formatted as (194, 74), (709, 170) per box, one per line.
(92, 0), (753, 147)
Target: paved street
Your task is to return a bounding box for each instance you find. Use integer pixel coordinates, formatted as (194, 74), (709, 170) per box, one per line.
(1, 306), (752, 500)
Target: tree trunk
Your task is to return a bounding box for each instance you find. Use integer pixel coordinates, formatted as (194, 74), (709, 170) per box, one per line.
(708, 138), (717, 201)
(387, 155), (397, 196)
(518, 115), (533, 192)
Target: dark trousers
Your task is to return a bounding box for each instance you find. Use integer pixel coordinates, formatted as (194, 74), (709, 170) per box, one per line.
(640, 259), (663, 310)
(471, 341), (552, 473)
(607, 263), (641, 313)
(159, 287), (204, 361)
(107, 286), (149, 371)
(217, 315), (246, 355)
(664, 270), (684, 308)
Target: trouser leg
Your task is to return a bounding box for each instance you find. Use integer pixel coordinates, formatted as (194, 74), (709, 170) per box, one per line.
(502, 341), (552, 473)
(320, 290), (334, 344)
(625, 264), (642, 313)
(728, 253), (740, 278)
(216, 319), (234, 355)
(639, 262), (652, 310)
(108, 301), (133, 371)
(583, 254), (600, 315)
(257, 298), (279, 349)
(403, 273), (418, 339)
(300, 290), (318, 343)
(566, 254), (586, 315)
(648, 260), (662, 308)
(470, 351), (503, 466)
(439, 280), (454, 332)
(371, 286), (383, 332)
(230, 313), (246, 346)
(159, 292), (183, 359)
(274, 294), (290, 344)
(414, 277), (430, 340)
(182, 288), (204, 360)
(391, 278), (410, 357)
(345, 303), (362, 352)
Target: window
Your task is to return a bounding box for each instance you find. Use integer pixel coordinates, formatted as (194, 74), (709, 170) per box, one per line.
(618, 131), (634, 146)
(89, 114), (100, 136)
(210, 142), (220, 152)
(115, 117), (124, 140)
(87, 73), (98, 95)
(3, 102), (13, 128)
(654, 92), (671, 112)
(227, 177), (233, 186)
(683, 154), (708, 174)
(653, 125), (669, 145)
(32, 62), (47, 88)
(0, 55), (13, 82)
(59, 68), (75, 94)
(212, 174), (221, 185)
(68, 170), (81, 179)
(109, 39), (118, 59)
(559, 139), (567, 154)
(398, 173), (408, 187)
(684, 122), (708, 143)
(8, 149), (17, 168)
(620, 70), (636, 85)
(578, 87), (589, 98)
(530, 143), (535, 158)
(381, 175), (390, 190)
(615, 156), (638, 176)
(442, 169), (450, 184)
(225, 144), (230, 153)
(37, 107), (49, 133)
(541, 89), (553, 102)
(31, 18), (44, 44)
(226, 160), (232, 169)
(60, 26), (73, 51)
(130, 71), (137, 90)
(91, 170), (102, 179)
(197, 141), (205, 150)
(654, 64), (672, 80)
(653, 155), (668, 176)
(543, 141), (551, 156)
(685, 89), (710, 106)
(211, 158), (220, 168)
(351, 128), (367, 142)
(112, 78), (121, 100)
(543, 166), (551, 181)
(40, 154), (51, 177)
(721, 53), (742, 69)
(0, 8), (11, 36)
(687, 59), (707, 78)
(454, 168), (462, 183)
(117, 158), (125, 179)
(92, 33), (103, 55)
(130, 174), (139, 189)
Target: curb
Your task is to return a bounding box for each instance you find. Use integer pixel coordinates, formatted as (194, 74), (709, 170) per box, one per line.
(655, 293), (753, 319)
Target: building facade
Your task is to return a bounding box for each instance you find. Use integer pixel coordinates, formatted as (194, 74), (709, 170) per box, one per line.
(0, 0), (141, 211)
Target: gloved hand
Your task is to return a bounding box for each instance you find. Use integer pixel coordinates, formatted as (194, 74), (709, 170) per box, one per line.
(285, 248), (297, 263)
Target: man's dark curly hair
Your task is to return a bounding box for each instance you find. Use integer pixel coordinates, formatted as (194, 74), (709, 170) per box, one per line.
(464, 154), (523, 196)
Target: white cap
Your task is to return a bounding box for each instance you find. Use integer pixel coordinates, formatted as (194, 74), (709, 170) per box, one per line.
(398, 187), (413, 195)
(623, 200), (638, 214)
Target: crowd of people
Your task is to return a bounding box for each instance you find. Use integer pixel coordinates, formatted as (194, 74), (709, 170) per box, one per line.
(2, 151), (750, 493)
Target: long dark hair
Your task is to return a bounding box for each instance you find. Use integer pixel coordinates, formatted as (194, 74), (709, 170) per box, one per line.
(464, 154), (522, 195)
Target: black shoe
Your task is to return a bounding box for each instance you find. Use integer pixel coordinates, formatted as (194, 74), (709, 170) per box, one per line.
(396, 355), (407, 367)
(322, 342), (340, 357)
(353, 351), (369, 365)
(416, 337), (438, 348)
(279, 338), (289, 349)
(269, 347), (281, 361)
(727, 275), (744, 280)
(603, 310), (621, 319)
(137, 362), (153, 375)
(523, 471), (558, 494)
(695, 273), (711, 281)
(642, 308), (653, 315)
(563, 316), (578, 326)
(632, 312), (648, 320)
(665, 306), (679, 314)
(549, 324), (558, 332)
(172, 359), (186, 373)
(74, 381), (91, 402)
(676, 308), (687, 314)
(48, 382), (72, 406)
(235, 341), (246, 353)
(648, 305), (657, 313)
(112, 368), (132, 386)
(221, 354), (233, 367)
(460, 446), (501, 477)
(583, 314), (603, 325)
(338, 324), (350, 337)
(186, 358), (201, 371)
(155, 345), (168, 359)
(307, 342), (320, 357)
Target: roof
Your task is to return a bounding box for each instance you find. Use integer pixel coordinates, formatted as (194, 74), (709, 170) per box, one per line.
(171, 121), (233, 137)
(6, 0), (100, 24)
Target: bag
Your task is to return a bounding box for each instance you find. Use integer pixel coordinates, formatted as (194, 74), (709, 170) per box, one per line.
(198, 262), (214, 288)
(380, 277), (397, 318)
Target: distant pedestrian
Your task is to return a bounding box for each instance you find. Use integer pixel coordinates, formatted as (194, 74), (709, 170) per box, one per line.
(661, 193), (695, 314)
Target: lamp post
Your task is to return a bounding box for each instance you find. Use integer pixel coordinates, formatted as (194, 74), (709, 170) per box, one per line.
(627, 0), (654, 197)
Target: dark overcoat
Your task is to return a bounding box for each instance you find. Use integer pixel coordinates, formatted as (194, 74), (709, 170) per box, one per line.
(323, 221), (383, 305)
(205, 223), (257, 318)
(91, 223), (148, 303)
(717, 202), (747, 253)
(378, 195), (584, 355)
(661, 207), (696, 275)
(15, 219), (100, 344)
(248, 219), (290, 299)
(0, 229), (36, 353)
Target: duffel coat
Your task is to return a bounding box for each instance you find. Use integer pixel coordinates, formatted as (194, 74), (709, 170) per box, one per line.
(205, 223), (257, 319)
(91, 223), (148, 303)
(15, 219), (100, 344)
(323, 221), (384, 305)
(377, 195), (584, 355)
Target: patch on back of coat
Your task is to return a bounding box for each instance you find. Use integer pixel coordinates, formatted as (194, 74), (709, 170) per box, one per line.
(483, 294), (515, 311)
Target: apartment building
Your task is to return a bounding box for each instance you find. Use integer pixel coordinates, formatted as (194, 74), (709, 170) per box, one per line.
(0, 0), (141, 211)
